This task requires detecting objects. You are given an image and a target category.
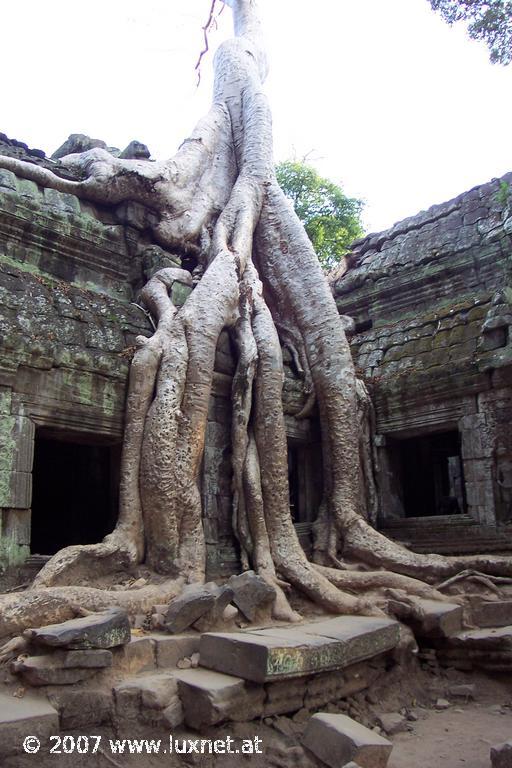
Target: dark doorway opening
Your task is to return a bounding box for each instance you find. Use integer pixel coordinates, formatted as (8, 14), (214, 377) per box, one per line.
(31, 430), (120, 556)
(396, 430), (466, 518)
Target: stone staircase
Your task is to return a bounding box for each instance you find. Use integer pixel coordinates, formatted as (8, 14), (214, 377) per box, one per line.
(0, 615), (399, 758)
(3, 602), (512, 761)
(411, 598), (512, 673)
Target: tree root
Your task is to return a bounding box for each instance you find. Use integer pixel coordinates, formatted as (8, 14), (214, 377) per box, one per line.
(0, 579), (183, 640)
(0, 0), (510, 640)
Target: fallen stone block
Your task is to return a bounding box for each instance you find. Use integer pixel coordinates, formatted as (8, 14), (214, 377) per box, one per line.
(491, 741), (512, 768)
(48, 689), (113, 729)
(175, 667), (264, 729)
(473, 601), (512, 629)
(375, 712), (407, 735)
(302, 713), (392, 768)
(24, 607), (131, 649)
(228, 570), (275, 621)
(0, 692), (59, 758)
(164, 584), (215, 633)
(194, 583), (235, 632)
(11, 654), (102, 686)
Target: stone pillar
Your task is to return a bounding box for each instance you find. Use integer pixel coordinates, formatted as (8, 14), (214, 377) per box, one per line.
(0, 390), (34, 568)
(459, 413), (496, 525)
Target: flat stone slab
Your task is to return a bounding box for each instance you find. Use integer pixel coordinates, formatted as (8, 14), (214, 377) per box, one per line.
(473, 601), (512, 629)
(25, 607), (131, 649)
(302, 713), (392, 768)
(0, 692), (59, 758)
(199, 616), (399, 682)
(11, 653), (107, 686)
(449, 626), (512, 650)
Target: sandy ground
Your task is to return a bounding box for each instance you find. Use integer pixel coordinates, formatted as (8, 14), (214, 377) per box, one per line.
(390, 703), (512, 768)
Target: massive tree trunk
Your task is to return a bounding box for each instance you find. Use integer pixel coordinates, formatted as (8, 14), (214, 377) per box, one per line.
(0, 0), (511, 638)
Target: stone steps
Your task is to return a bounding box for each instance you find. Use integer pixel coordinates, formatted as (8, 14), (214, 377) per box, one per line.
(199, 616), (400, 683)
(0, 692), (59, 759)
(428, 622), (512, 672)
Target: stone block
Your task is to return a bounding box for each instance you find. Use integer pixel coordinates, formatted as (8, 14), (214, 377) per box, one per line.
(152, 633), (200, 668)
(305, 659), (383, 711)
(11, 654), (102, 686)
(164, 584), (215, 633)
(449, 626), (512, 651)
(472, 601), (512, 628)
(0, 692), (59, 758)
(408, 599), (463, 639)
(302, 713), (392, 768)
(228, 570), (275, 621)
(112, 635), (156, 673)
(114, 672), (182, 726)
(200, 617), (398, 683)
(264, 677), (307, 716)
(175, 667), (264, 729)
(25, 607), (131, 649)
(48, 689), (113, 729)
(491, 741), (512, 768)
(375, 712), (408, 735)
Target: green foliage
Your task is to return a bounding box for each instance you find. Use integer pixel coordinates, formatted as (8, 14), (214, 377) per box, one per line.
(429, 0), (512, 64)
(495, 180), (512, 207)
(275, 160), (364, 271)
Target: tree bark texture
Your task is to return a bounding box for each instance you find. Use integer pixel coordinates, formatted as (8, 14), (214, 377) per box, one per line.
(0, 0), (511, 639)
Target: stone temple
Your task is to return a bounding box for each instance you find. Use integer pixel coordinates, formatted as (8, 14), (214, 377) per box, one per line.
(0, 131), (511, 583)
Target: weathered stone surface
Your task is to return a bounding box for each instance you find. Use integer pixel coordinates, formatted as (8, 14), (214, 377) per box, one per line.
(409, 599), (463, 639)
(61, 649), (113, 668)
(200, 617), (399, 683)
(152, 633), (201, 668)
(448, 683), (475, 699)
(25, 607), (131, 649)
(375, 712), (407, 735)
(11, 654), (102, 686)
(491, 741), (512, 768)
(194, 583), (235, 631)
(472, 601), (512, 628)
(302, 713), (393, 768)
(114, 672), (183, 728)
(264, 678), (307, 716)
(112, 635), (155, 673)
(175, 667), (264, 729)
(48, 689), (112, 729)
(449, 626), (512, 650)
(51, 133), (108, 159)
(228, 570), (275, 621)
(164, 584), (215, 633)
(0, 692), (59, 758)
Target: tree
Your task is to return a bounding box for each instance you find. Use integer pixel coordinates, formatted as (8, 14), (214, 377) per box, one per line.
(0, 0), (511, 639)
(275, 160), (364, 271)
(429, 0), (512, 64)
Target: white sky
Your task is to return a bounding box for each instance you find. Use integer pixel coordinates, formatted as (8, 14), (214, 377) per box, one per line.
(1, 0), (512, 233)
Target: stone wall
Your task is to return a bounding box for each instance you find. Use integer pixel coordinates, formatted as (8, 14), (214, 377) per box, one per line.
(333, 173), (512, 553)
(0, 134), (318, 576)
